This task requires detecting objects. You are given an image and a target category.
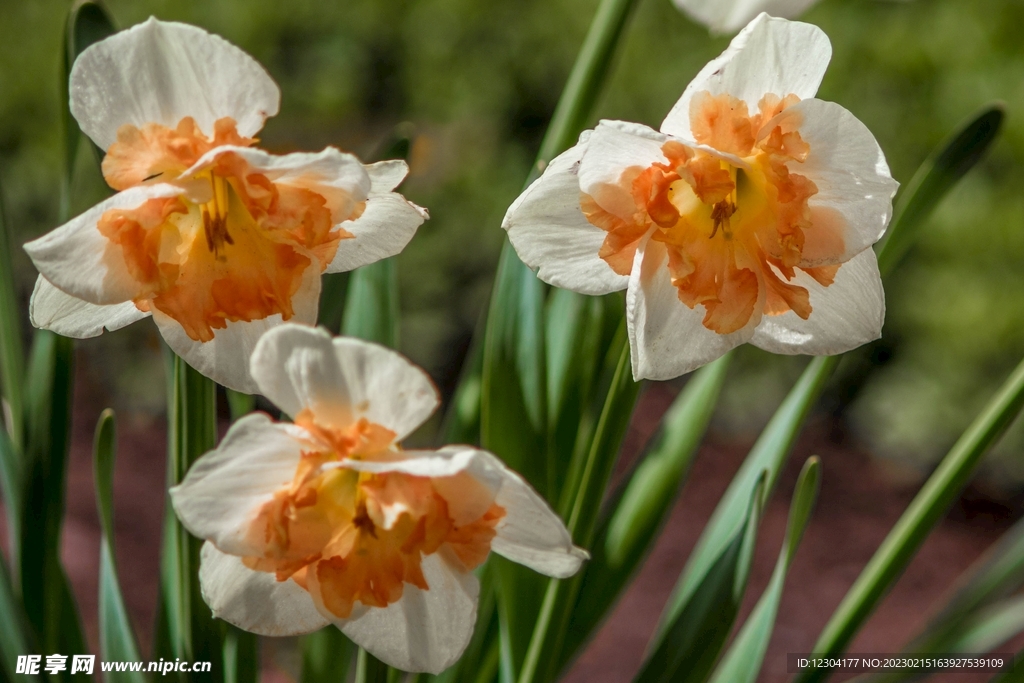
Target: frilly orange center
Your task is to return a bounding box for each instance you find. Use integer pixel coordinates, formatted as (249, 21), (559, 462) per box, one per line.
(97, 117), (361, 342)
(243, 413), (505, 620)
(581, 92), (846, 334)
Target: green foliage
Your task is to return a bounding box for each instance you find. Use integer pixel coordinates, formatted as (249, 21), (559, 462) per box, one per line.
(634, 475), (766, 683)
(343, 259), (401, 348)
(93, 410), (146, 683)
(800, 354), (1024, 683)
(708, 457), (821, 683)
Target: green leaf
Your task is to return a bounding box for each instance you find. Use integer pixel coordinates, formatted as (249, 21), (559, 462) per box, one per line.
(517, 336), (639, 683)
(605, 354), (732, 567)
(708, 457), (821, 683)
(861, 515), (1024, 683)
(157, 354), (223, 676)
(93, 410), (146, 683)
(549, 354), (730, 678)
(222, 627), (258, 683)
(0, 181), (24, 452)
(989, 655), (1024, 683)
(634, 474), (767, 683)
(946, 595), (1024, 654)
(547, 290), (622, 510)
(653, 355), (839, 651)
(225, 390), (255, 422)
(342, 258), (400, 348)
(61, 0), (116, 217)
(799, 354), (1024, 683)
(300, 628), (355, 683)
(0, 427), (23, 570)
(876, 104), (1003, 278)
(20, 331), (88, 673)
(354, 649), (388, 683)
(0, 549), (38, 683)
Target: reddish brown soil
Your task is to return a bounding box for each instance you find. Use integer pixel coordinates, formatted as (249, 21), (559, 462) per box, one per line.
(3, 363), (1021, 682)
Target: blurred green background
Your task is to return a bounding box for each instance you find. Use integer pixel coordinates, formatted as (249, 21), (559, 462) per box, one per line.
(1, 0), (1023, 480)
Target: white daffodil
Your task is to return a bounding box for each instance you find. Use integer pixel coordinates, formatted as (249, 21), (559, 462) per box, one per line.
(25, 18), (426, 392)
(503, 14), (897, 381)
(673, 0), (820, 34)
(170, 324), (587, 674)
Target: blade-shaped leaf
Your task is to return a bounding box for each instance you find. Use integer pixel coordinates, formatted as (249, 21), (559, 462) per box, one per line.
(708, 457), (822, 683)
(634, 474), (767, 683)
(94, 410), (146, 683)
(946, 595), (1024, 654)
(301, 628), (355, 683)
(0, 181), (24, 452)
(0, 427), (22, 569)
(550, 354), (731, 678)
(876, 105), (1004, 277)
(223, 626), (258, 683)
(157, 354), (223, 677)
(342, 258), (400, 348)
(799, 354), (1024, 683)
(653, 355), (839, 649)
(0, 548), (37, 683)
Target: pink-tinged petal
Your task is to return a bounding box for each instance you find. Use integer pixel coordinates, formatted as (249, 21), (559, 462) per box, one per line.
(750, 248), (884, 355)
(24, 183), (183, 306)
(661, 14), (831, 138)
(70, 18), (280, 150)
(154, 257), (321, 394)
(626, 239), (760, 381)
(672, 0), (822, 35)
(251, 326), (439, 439)
(198, 542), (329, 637)
(325, 161), (427, 274)
(170, 413), (313, 557)
(307, 551), (479, 675)
(29, 277), (149, 339)
(502, 131), (628, 296)
(182, 146), (372, 225)
(763, 98), (898, 265)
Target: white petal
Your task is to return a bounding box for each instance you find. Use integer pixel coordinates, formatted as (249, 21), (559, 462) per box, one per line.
(249, 324), (354, 426)
(750, 248), (884, 355)
(182, 146), (372, 224)
(198, 542), (329, 637)
(70, 18), (280, 150)
(29, 276), (149, 339)
(24, 183), (183, 306)
(486, 453), (589, 579)
(170, 413), (310, 556)
(324, 161), (427, 274)
(309, 552), (478, 675)
(661, 14), (832, 138)
(251, 327), (439, 440)
(502, 131), (628, 296)
(626, 238), (760, 381)
(673, 0), (821, 35)
(332, 337), (439, 441)
(765, 98), (898, 264)
(578, 120), (670, 221)
(154, 258), (321, 393)
(333, 446), (504, 526)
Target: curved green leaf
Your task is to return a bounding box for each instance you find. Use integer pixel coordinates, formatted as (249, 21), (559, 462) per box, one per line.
(708, 457), (821, 683)
(876, 105), (1004, 277)
(0, 550), (37, 683)
(93, 410), (146, 683)
(0, 181), (24, 452)
(342, 258), (400, 348)
(634, 474), (767, 683)
(800, 354), (1024, 683)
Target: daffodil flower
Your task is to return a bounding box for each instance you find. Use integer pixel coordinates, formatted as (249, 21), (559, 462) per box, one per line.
(673, 0), (821, 34)
(503, 14), (897, 381)
(170, 324), (587, 673)
(25, 19), (426, 392)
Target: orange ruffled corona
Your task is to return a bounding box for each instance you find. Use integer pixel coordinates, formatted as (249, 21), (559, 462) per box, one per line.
(244, 415), (505, 619)
(97, 116), (356, 342)
(582, 92), (844, 334)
